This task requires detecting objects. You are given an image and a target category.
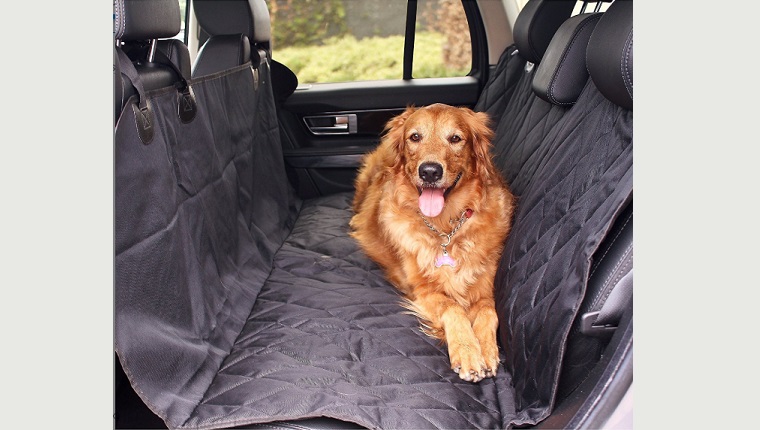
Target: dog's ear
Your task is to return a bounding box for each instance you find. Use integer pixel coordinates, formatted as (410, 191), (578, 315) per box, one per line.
(383, 106), (416, 168)
(464, 109), (498, 179)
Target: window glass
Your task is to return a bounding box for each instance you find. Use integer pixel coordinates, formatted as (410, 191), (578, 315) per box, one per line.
(513, 0), (611, 15)
(413, 0), (472, 78)
(173, 0), (187, 42)
(514, 0), (530, 11)
(571, 1), (611, 15)
(268, 0), (473, 84)
(269, 0), (407, 83)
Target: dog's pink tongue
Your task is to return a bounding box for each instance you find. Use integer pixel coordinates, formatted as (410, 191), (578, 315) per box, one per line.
(419, 188), (445, 217)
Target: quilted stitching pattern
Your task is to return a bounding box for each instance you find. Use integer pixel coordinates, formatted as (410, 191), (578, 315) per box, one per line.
(489, 68), (568, 197)
(115, 65), (300, 429)
(495, 84), (633, 425)
(474, 46), (526, 122)
(116, 39), (632, 428)
(181, 193), (516, 429)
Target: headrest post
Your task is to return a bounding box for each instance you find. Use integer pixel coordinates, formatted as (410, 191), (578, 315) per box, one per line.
(147, 39), (157, 63)
(594, 2), (604, 13)
(580, 1), (589, 14)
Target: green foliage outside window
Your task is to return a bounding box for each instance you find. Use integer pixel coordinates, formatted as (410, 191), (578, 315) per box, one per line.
(274, 32), (470, 83)
(269, 0), (348, 48)
(267, 0), (471, 83)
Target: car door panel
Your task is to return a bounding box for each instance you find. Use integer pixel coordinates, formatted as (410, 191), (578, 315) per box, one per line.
(279, 76), (481, 198)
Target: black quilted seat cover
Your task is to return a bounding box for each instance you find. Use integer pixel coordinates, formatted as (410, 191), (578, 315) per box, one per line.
(115, 63), (300, 428)
(115, 47), (631, 429)
(475, 46), (569, 199)
(474, 46), (526, 123)
(495, 81), (632, 425)
(182, 193), (516, 429)
(115, 65), (516, 429)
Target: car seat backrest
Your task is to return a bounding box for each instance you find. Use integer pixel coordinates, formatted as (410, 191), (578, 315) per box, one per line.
(557, 0), (634, 401)
(157, 39), (192, 80)
(192, 0), (298, 103)
(112, 0), (190, 81)
(114, 0), (191, 123)
(190, 0), (298, 230)
(484, 7), (601, 197)
(492, 0), (633, 422)
(492, 10), (604, 194)
(192, 0), (270, 76)
(475, 0), (576, 120)
(192, 33), (254, 78)
(114, 0), (196, 145)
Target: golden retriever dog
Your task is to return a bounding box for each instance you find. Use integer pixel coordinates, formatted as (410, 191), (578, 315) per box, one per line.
(349, 103), (514, 382)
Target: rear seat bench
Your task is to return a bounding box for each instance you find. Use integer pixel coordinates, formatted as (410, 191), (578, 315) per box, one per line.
(115, 0), (632, 428)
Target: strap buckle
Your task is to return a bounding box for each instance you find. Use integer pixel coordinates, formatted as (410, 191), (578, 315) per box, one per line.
(580, 311), (617, 338)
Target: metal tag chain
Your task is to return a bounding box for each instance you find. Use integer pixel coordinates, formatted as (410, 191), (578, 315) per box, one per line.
(420, 209), (470, 255)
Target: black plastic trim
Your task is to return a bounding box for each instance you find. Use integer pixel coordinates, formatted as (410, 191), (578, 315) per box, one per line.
(533, 304), (633, 429)
(284, 77), (480, 113)
(403, 0), (418, 80)
(284, 147), (370, 169)
(462, 0), (489, 89)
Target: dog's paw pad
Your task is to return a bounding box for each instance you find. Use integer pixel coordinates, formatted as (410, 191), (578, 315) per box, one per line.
(462, 369), (484, 383)
(454, 366), (485, 382)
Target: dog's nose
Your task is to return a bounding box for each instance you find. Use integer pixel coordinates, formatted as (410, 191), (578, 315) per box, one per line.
(419, 162), (444, 184)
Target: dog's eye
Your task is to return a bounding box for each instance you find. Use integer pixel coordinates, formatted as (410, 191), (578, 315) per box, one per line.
(449, 135), (462, 144)
(409, 132), (421, 142)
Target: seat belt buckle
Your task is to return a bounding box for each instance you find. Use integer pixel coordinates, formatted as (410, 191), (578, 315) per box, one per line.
(580, 311), (618, 338)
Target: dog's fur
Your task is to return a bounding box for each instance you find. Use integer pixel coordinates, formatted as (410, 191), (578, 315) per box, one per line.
(349, 104), (514, 382)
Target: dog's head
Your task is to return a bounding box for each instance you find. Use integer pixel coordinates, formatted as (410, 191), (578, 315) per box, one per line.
(382, 104), (496, 218)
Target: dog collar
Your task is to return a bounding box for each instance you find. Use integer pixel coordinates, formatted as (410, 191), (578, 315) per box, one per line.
(420, 208), (473, 268)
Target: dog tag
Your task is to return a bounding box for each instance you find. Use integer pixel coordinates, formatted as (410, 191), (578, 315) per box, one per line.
(435, 253), (457, 268)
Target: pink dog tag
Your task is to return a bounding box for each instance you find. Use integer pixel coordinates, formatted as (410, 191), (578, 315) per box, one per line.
(435, 253), (457, 268)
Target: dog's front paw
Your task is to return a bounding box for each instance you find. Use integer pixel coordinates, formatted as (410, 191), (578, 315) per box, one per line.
(449, 341), (487, 382)
(481, 343), (500, 378)
(480, 341), (499, 378)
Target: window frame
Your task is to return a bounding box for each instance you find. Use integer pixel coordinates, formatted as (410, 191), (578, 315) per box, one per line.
(403, 0), (488, 82)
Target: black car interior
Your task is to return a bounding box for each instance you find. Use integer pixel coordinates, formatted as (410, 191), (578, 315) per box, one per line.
(114, 0), (632, 428)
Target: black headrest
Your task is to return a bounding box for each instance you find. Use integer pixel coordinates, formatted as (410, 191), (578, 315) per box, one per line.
(158, 39), (192, 80)
(113, 0), (181, 41)
(587, 0), (633, 110)
(192, 34), (254, 78)
(532, 13), (603, 105)
(193, 0), (271, 44)
(513, 0), (576, 64)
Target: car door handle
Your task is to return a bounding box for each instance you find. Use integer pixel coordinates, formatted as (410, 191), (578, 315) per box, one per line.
(303, 114), (357, 135)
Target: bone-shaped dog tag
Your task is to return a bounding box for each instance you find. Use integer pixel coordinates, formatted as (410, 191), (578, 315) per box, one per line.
(435, 253), (457, 268)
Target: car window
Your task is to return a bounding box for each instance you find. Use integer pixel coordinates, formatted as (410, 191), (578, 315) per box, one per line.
(511, 0), (611, 15)
(173, 0), (187, 42)
(268, 0), (473, 84)
(571, 1), (611, 14)
(413, 0), (472, 79)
